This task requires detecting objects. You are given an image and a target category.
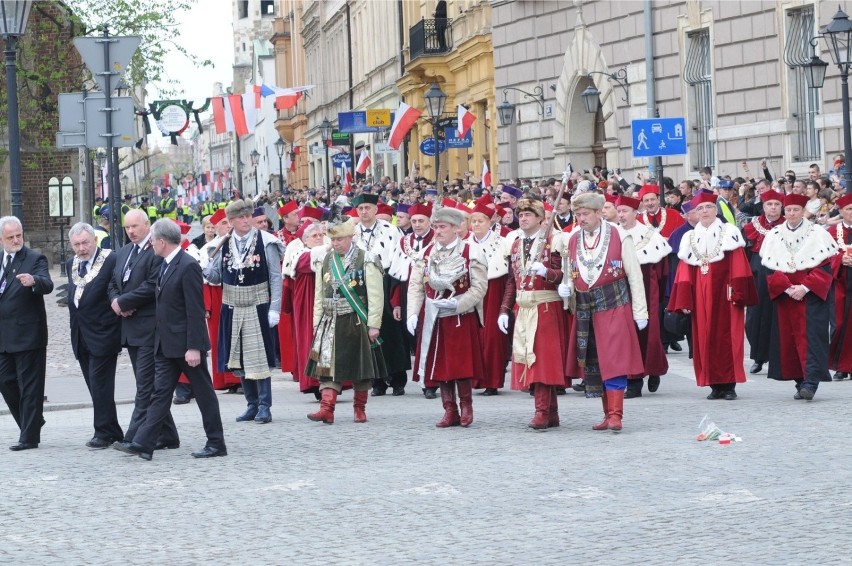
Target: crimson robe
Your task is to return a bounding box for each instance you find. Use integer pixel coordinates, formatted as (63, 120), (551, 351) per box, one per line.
(639, 208), (685, 239)
(282, 253), (319, 392)
(828, 224), (852, 372)
(203, 283), (240, 389)
(475, 276), (509, 389)
(668, 249), (757, 386)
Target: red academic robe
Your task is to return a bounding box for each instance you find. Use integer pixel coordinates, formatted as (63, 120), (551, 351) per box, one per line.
(828, 224), (852, 372)
(630, 260), (669, 378)
(282, 253), (319, 392)
(668, 248), (757, 386)
(203, 283), (240, 389)
(639, 208), (685, 239)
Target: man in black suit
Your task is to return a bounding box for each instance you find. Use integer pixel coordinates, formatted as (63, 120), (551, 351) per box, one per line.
(107, 209), (180, 450)
(115, 219), (226, 460)
(67, 222), (124, 448)
(0, 216), (54, 451)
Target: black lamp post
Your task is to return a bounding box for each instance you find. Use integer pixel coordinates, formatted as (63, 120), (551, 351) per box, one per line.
(320, 118), (332, 188)
(424, 82), (447, 197)
(805, 7), (852, 194)
(0, 0), (32, 223)
(250, 149), (260, 196)
(289, 148), (297, 186)
(496, 85), (544, 127)
(275, 138), (285, 193)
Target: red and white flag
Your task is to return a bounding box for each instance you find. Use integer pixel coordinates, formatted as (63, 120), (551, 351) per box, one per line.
(481, 160), (491, 189)
(275, 91), (302, 110)
(211, 94), (249, 137)
(388, 101), (422, 150)
(457, 105), (476, 138)
(342, 162), (353, 194)
(356, 151), (372, 175)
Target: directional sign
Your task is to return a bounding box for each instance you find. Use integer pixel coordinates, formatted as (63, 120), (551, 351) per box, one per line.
(631, 117), (687, 158)
(73, 35), (141, 93)
(84, 95), (137, 148)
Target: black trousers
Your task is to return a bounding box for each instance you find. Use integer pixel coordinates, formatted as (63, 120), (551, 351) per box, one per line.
(132, 352), (225, 453)
(0, 348), (47, 444)
(124, 345), (179, 445)
(77, 343), (123, 441)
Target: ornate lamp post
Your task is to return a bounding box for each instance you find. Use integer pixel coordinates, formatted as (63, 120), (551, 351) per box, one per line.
(250, 149), (260, 196)
(424, 82), (447, 198)
(275, 138), (285, 193)
(320, 118), (332, 188)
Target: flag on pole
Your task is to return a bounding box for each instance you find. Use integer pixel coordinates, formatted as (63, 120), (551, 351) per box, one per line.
(356, 151), (372, 175)
(481, 160), (491, 189)
(388, 101), (422, 150)
(342, 162), (352, 194)
(457, 105), (476, 138)
(211, 94), (250, 136)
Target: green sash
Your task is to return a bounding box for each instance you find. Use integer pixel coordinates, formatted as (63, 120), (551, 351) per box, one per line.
(330, 252), (382, 346)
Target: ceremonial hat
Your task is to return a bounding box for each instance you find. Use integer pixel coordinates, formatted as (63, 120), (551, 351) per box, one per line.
(252, 207), (266, 218)
(689, 190), (717, 208)
(455, 201), (471, 214)
(502, 185), (523, 199)
(783, 193), (809, 208)
(470, 199), (496, 218)
(344, 208), (359, 218)
(544, 202), (554, 212)
(299, 206), (324, 221)
(432, 206), (465, 226)
(477, 192), (494, 205)
(210, 209), (226, 225)
(495, 203), (510, 217)
(377, 203), (395, 217)
(225, 199), (254, 219)
(408, 203), (432, 218)
(836, 193), (852, 209)
(516, 197), (545, 218)
(277, 201), (298, 217)
(638, 185), (662, 200)
(442, 197), (457, 209)
(328, 218), (356, 238)
(571, 192), (604, 211)
(681, 201), (694, 214)
(761, 189), (784, 204)
(352, 193), (379, 207)
(396, 203), (412, 215)
(604, 194), (618, 205)
(295, 221), (319, 240)
(615, 195), (641, 210)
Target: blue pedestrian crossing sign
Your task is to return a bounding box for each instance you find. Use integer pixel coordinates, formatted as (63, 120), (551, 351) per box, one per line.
(631, 117), (687, 157)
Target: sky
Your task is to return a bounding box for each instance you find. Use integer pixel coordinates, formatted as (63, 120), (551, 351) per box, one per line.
(148, 0), (234, 105)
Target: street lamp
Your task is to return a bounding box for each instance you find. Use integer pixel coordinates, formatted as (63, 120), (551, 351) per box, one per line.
(496, 85), (544, 127)
(580, 68), (630, 115)
(289, 148), (297, 184)
(250, 149), (260, 196)
(320, 118), (332, 188)
(275, 138), (285, 193)
(805, 7), (852, 194)
(424, 82), (447, 197)
(0, 0), (32, 223)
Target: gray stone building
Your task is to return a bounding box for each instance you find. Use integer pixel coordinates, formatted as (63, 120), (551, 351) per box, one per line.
(493, 0), (847, 183)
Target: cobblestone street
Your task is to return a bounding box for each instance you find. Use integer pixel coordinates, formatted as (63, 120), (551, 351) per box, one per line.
(2, 268), (851, 564)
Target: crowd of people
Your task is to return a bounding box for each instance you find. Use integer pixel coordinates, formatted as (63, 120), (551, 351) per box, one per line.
(1, 155), (850, 458)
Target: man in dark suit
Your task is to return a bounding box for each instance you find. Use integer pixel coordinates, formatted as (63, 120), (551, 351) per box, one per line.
(0, 216), (54, 451)
(115, 219), (226, 461)
(107, 209), (180, 450)
(67, 222), (124, 448)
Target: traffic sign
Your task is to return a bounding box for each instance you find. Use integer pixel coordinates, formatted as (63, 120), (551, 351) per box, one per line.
(73, 35), (141, 93)
(83, 94), (137, 147)
(419, 137), (447, 156)
(631, 117), (687, 158)
(58, 93), (86, 133)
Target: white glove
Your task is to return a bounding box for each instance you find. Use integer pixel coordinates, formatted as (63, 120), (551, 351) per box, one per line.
(530, 261), (547, 277)
(432, 298), (458, 311)
(635, 318), (648, 331)
(406, 315), (418, 335)
(497, 314), (510, 335)
(558, 283), (573, 298)
(268, 311), (280, 328)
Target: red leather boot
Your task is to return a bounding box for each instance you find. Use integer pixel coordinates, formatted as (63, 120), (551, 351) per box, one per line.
(608, 389), (624, 432)
(548, 386), (559, 428)
(457, 379), (473, 427)
(435, 382), (460, 427)
(592, 391), (609, 430)
(307, 388), (337, 424)
(528, 385), (551, 429)
(353, 390), (368, 423)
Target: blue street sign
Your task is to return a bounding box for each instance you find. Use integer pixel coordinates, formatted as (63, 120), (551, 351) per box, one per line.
(444, 126), (472, 149)
(419, 137), (447, 156)
(332, 152), (351, 166)
(631, 117), (687, 158)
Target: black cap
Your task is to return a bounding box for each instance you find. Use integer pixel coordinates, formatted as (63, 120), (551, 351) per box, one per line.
(124, 194), (133, 200)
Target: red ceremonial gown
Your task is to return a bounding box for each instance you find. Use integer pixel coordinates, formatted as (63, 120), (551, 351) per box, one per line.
(668, 220), (757, 386)
(829, 223), (852, 372)
(277, 228), (298, 378)
(283, 252), (320, 392)
(203, 283), (240, 389)
(639, 207), (685, 239)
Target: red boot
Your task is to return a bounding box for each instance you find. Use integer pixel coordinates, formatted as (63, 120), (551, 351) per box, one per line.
(548, 387), (560, 427)
(608, 389), (624, 432)
(436, 382), (461, 427)
(307, 388), (337, 424)
(353, 390), (368, 423)
(592, 391), (609, 431)
(528, 385), (551, 430)
(457, 379), (474, 427)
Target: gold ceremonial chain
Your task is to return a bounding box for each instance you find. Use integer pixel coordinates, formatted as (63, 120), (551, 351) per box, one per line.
(577, 223), (611, 284)
(689, 229), (723, 275)
(751, 216), (770, 236)
(646, 208), (667, 233)
(837, 223), (848, 252)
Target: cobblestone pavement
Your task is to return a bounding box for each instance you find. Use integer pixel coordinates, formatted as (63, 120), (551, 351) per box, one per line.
(2, 268), (852, 564)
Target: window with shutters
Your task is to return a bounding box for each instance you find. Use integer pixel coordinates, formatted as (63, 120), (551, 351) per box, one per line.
(684, 29), (715, 171)
(784, 6), (821, 161)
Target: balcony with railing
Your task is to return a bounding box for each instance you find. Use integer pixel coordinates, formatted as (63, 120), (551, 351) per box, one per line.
(409, 18), (453, 60)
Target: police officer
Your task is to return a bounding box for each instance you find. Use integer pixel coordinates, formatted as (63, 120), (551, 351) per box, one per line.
(93, 196), (104, 220)
(119, 194), (133, 247)
(142, 197), (158, 224)
(157, 188), (177, 220)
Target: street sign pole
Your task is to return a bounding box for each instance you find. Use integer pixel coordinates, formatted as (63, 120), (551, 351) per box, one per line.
(99, 27), (120, 250)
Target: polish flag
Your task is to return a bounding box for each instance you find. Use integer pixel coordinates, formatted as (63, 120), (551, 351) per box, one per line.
(275, 91), (302, 110)
(253, 85), (262, 108)
(211, 95), (250, 136)
(481, 160), (491, 189)
(457, 105), (476, 138)
(342, 162), (352, 194)
(356, 151), (372, 175)
(242, 90), (257, 135)
(388, 101), (422, 150)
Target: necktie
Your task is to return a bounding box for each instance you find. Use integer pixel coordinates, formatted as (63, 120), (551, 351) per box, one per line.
(130, 244), (140, 261)
(79, 260), (88, 278)
(159, 261), (168, 284)
(362, 228), (373, 234)
(650, 213), (659, 228)
(2, 254), (10, 281)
